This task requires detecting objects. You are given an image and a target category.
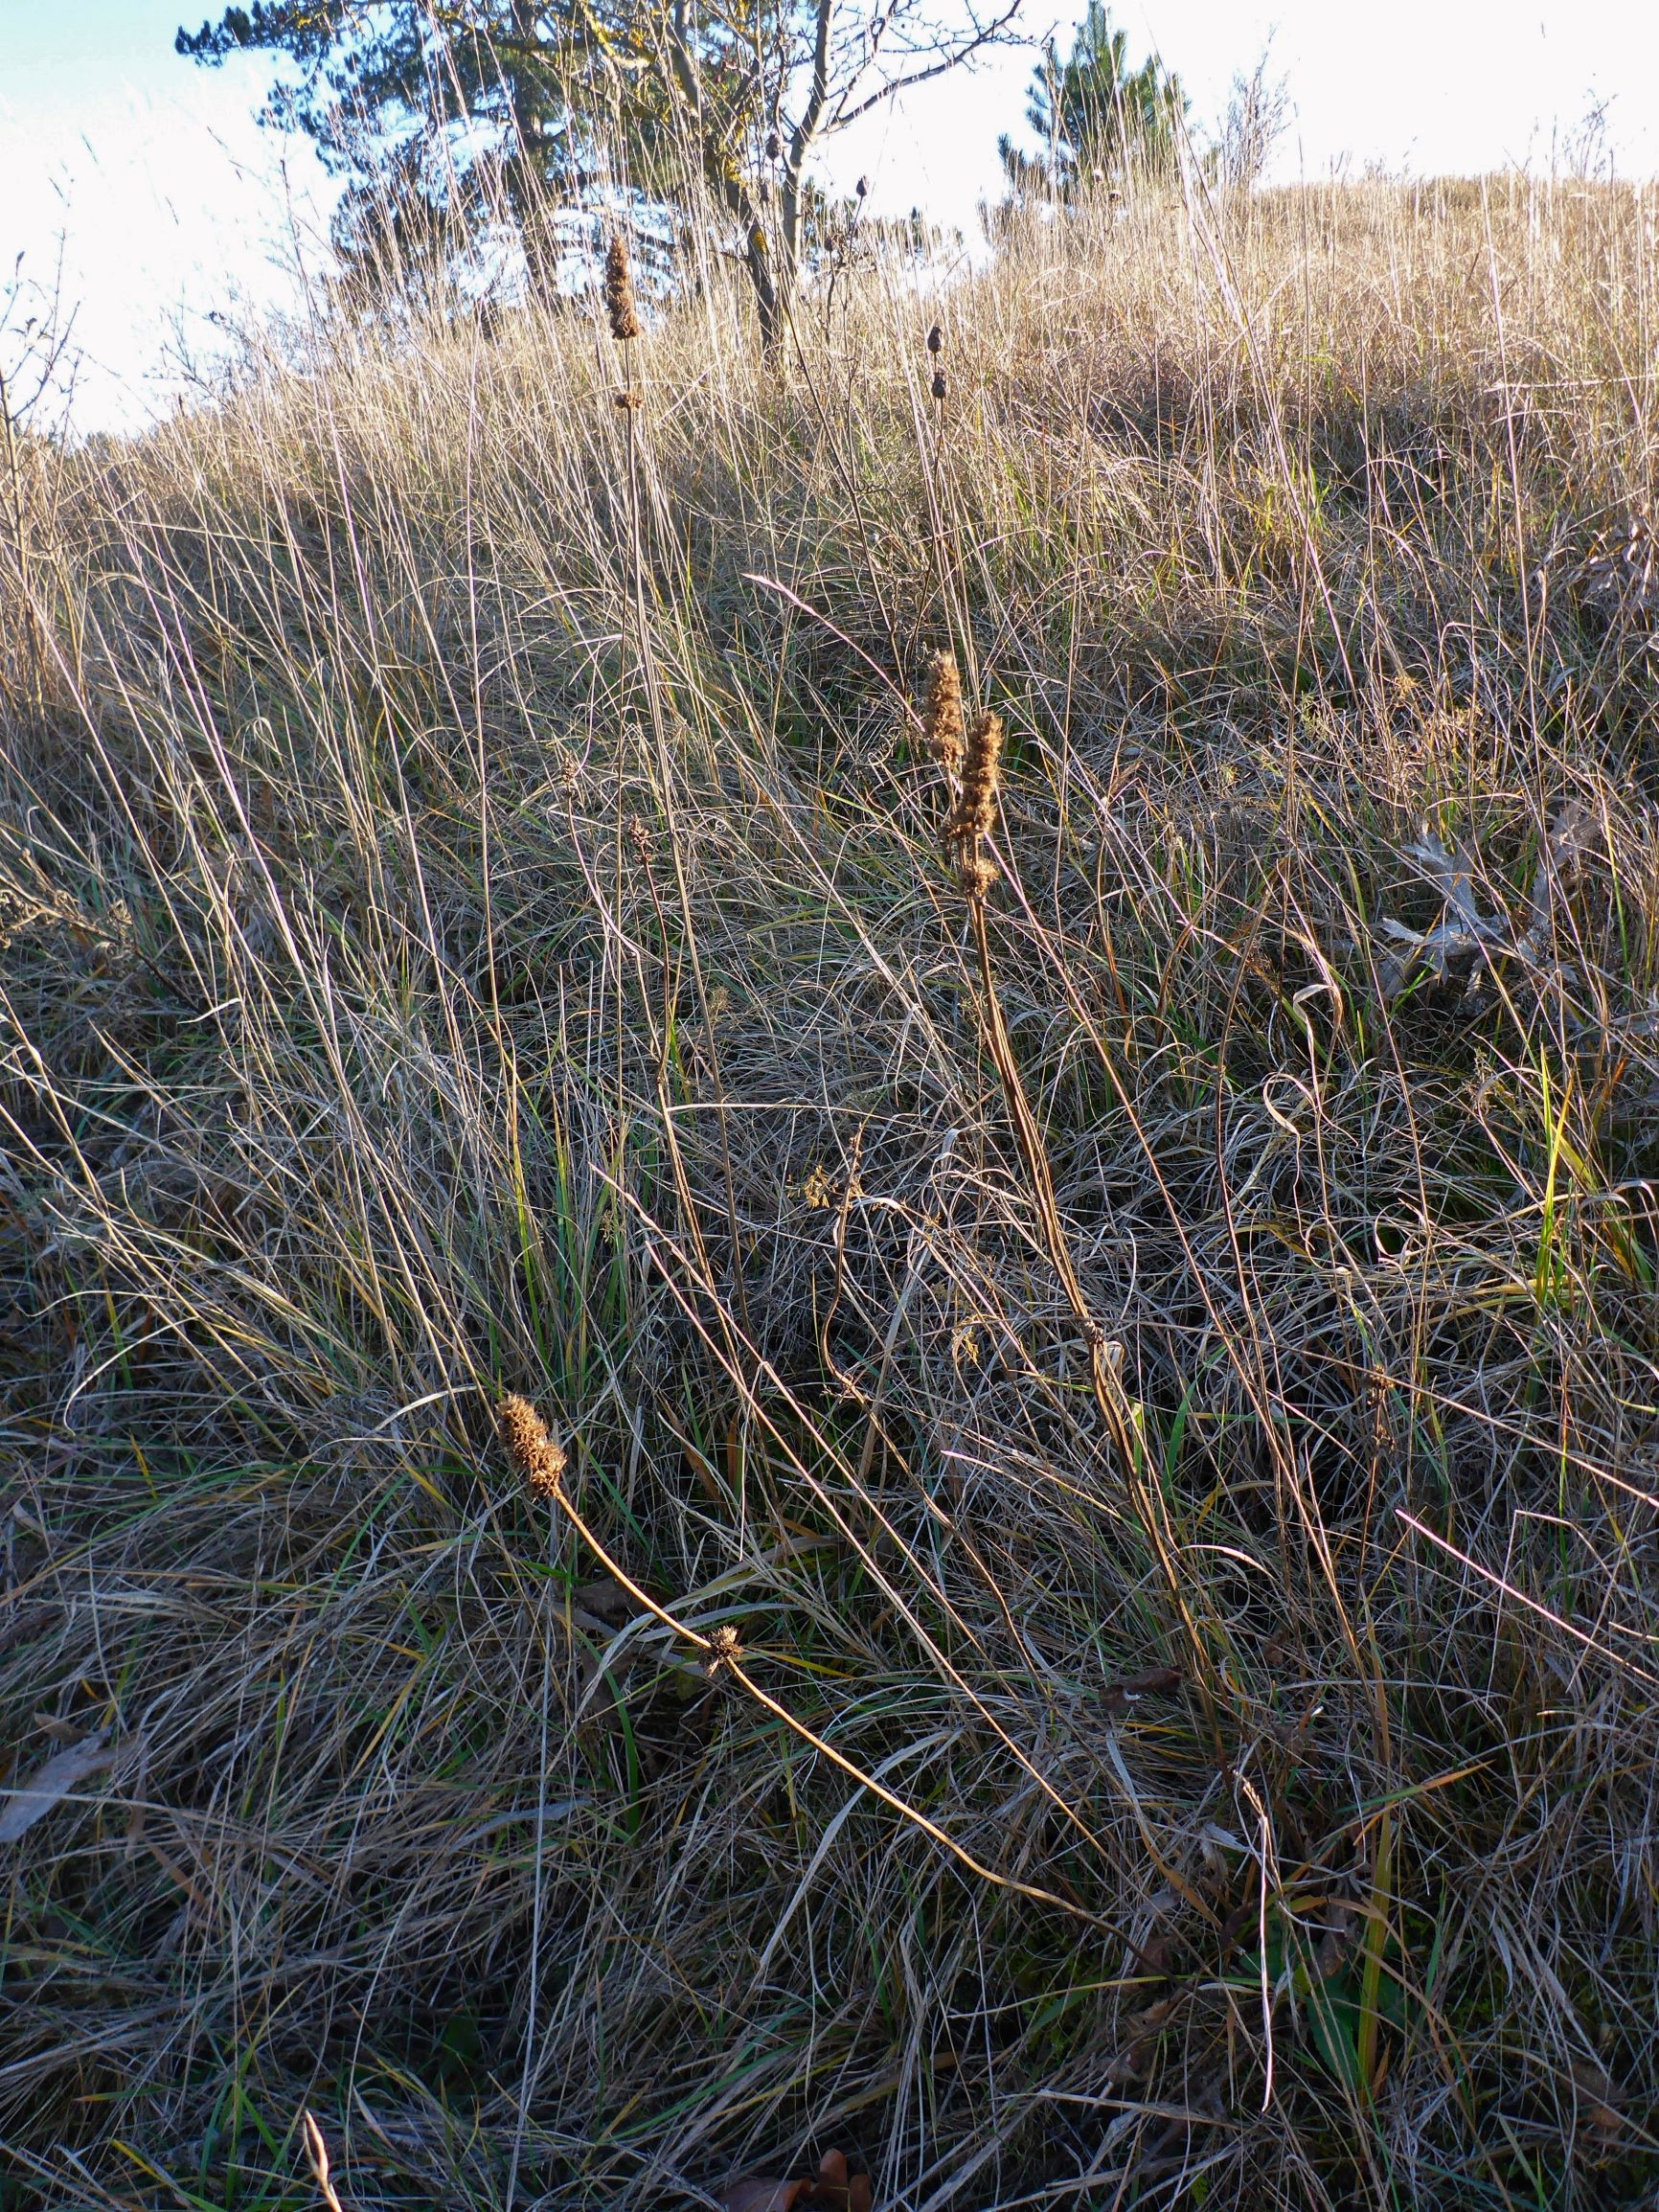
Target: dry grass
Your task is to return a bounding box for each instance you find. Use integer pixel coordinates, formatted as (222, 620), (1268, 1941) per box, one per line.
(5, 173), (1659, 2210)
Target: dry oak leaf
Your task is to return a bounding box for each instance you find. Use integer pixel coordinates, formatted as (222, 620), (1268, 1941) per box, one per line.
(1570, 2059), (1623, 2138)
(0, 1734), (113, 1844)
(1101, 1666), (1183, 1714)
(721, 2149), (872, 2212)
(574, 1577), (634, 1625)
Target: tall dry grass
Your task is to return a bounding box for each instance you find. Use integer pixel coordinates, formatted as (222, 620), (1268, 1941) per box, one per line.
(4, 173), (1659, 2209)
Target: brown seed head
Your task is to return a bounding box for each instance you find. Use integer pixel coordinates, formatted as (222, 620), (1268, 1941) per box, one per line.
(948, 709), (1005, 846)
(706, 1622), (744, 1677)
(922, 651), (966, 780)
(943, 709), (1005, 901)
(930, 368), (947, 402)
(613, 388), (642, 410)
(926, 323), (943, 354)
(603, 235), (641, 343)
(499, 1392), (568, 1499)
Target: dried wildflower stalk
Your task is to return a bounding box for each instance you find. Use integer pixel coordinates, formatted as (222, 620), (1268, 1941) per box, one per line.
(943, 707), (1004, 900)
(922, 650), (966, 781)
(603, 235), (641, 343)
(499, 1391), (1111, 1931)
(927, 696), (1202, 1698)
(499, 1392), (567, 1498)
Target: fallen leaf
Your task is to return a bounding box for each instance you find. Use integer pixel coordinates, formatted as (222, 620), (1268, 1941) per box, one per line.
(1102, 1667), (1183, 1712)
(575, 1577), (633, 1624)
(1570, 2059), (1622, 2137)
(720, 2149), (873, 2212)
(1104, 1994), (1182, 2082)
(719, 2180), (808, 2212)
(0, 1734), (112, 1844)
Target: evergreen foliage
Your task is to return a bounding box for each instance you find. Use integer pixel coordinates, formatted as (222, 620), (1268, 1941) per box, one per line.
(998, 3), (1186, 202)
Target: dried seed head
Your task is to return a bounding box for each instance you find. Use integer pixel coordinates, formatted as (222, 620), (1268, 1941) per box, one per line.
(943, 709), (1005, 901)
(926, 323), (943, 354)
(930, 368), (947, 402)
(922, 650), (966, 780)
(765, 129), (781, 161)
(499, 1392), (568, 1499)
(706, 1622), (744, 1677)
(603, 235), (641, 342)
(855, 174), (869, 198)
(613, 388), (642, 410)
(802, 1162), (836, 1209)
(949, 709), (1005, 846)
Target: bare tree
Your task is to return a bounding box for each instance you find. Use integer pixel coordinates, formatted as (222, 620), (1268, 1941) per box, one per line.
(179, 0), (1022, 353)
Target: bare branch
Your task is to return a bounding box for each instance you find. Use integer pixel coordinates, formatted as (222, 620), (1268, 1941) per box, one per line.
(828, 0), (1024, 135)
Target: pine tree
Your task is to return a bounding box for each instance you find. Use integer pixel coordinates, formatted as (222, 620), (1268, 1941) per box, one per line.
(997, 4), (1186, 204)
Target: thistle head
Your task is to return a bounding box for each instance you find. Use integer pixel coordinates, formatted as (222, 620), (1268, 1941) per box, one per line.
(705, 1622), (744, 1678)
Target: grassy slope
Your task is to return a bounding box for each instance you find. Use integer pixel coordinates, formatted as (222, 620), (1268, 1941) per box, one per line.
(4, 177), (1659, 2209)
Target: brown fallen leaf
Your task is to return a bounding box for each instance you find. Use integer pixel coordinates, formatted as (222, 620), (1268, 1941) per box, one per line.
(721, 2149), (872, 2212)
(1104, 1994), (1184, 2084)
(719, 2178), (808, 2212)
(1102, 1667), (1183, 1713)
(0, 1734), (112, 1844)
(1570, 2059), (1623, 2137)
(574, 1577), (634, 1624)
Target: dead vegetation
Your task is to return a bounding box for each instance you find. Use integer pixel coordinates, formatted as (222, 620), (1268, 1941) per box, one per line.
(4, 174), (1659, 2209)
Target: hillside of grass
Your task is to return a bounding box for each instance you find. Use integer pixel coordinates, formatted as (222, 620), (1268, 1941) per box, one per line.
(4, 176), (1659, 2210)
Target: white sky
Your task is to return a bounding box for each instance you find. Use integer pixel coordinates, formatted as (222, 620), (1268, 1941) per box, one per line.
(3, 0), (1657, 434)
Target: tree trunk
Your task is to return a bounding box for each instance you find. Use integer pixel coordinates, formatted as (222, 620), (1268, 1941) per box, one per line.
(748, 222), (787, 362)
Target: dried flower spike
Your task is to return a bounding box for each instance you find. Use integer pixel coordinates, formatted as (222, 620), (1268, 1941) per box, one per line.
(922, 650), (966, 780)
(603, 235), (641, 343)
(706, 1622), (743, 1678)
(500, 1392), (568, 1499)
(931, 368), (947, 402)
(948, 709), (1005, 848)
(926, 323), (943, 354)
(943, 708), (1005, 900)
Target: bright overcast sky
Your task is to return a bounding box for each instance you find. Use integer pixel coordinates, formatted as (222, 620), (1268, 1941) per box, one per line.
(4, 0), (1658, 433)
